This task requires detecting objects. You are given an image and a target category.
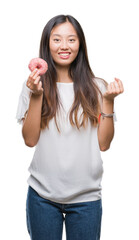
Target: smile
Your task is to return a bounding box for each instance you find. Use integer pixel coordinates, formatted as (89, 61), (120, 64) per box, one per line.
(58, 52), (71, 59)
(58, 52), (71, 55)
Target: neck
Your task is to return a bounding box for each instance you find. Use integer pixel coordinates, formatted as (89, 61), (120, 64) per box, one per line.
(56, 65), (73, 83)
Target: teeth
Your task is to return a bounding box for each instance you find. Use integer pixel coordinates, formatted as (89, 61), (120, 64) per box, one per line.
(60, 53), (70, 56)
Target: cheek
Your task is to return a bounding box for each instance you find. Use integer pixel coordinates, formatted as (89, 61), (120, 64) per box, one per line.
(49, 41), (58, 55)
(72, 42), (80, 53)
(72, 45), (79, 58)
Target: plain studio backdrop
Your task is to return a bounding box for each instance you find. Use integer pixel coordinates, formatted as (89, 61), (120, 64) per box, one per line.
(0, 0), (139, 239)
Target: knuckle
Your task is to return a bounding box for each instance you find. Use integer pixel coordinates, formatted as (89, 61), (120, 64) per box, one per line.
(29, 76), (33, 81)
(29, 73), (33, 78)
(27, 82), (30, 87)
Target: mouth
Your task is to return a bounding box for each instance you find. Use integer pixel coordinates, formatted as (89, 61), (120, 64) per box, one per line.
(58, 52), (71, 59)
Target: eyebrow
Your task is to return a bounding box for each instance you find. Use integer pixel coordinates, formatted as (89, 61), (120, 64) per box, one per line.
(52, 34), (77, 37)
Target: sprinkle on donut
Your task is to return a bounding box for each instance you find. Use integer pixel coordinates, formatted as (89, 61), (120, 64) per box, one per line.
(28, 58), (48, 75)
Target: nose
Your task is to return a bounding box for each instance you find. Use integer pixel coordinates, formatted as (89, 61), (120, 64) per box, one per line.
(60, 39), (69, 50)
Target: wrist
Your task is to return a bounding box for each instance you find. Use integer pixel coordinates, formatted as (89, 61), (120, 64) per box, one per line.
(103, 97), (114, 105)
(102, 98), (114, 114)
(31, 92), (43, 99)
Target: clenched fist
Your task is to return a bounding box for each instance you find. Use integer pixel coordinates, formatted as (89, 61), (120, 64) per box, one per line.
(103, 78), (124, 102)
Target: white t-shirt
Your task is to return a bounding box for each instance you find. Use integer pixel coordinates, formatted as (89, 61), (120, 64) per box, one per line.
(16, 78), (116, 204)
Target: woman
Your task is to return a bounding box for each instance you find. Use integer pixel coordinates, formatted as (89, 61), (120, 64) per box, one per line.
(16, 15), (124, 240)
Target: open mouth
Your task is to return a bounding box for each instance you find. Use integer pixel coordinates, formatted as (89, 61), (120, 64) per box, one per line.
(58, 52), (71, 59)
(58, 52), (71, 55)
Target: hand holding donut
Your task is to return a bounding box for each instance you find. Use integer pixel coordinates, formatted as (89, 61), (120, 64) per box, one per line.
(27, 68), (44, 96)
(103, 78), (124, 102)
(27, 58), (48, 96)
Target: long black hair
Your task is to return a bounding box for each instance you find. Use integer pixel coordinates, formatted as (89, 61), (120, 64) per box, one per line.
(39, 15), (104, 132)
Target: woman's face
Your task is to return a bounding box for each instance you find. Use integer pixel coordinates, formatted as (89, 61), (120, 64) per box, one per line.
(49, 21), (80, 68)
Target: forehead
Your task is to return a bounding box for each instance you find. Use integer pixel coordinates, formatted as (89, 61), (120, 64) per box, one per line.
(50, 21), (77, 37)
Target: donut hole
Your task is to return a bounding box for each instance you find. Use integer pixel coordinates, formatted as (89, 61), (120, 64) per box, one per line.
(36, 64), (42, 69)
(28, 58), (48, 75)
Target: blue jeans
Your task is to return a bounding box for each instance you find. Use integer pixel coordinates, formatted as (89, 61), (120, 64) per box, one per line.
(26, 186), (102, 240)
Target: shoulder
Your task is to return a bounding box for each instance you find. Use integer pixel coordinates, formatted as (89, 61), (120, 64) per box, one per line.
(93, 77), (108, 94)
(20, 80), (31, 98)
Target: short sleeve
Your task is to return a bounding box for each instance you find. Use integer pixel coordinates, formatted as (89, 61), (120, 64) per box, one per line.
(94, 77), (117, 122)
(15, 80), (31, 124)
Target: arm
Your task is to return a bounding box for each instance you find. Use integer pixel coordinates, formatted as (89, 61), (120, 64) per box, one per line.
(22, 93), (43, 147)
(22, 68), (44, 147)
(98, 78), (124, 151)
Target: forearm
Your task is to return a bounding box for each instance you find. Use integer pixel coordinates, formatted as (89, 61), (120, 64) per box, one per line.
(22, 93), (43, 147)
(97, 99), (114, 151)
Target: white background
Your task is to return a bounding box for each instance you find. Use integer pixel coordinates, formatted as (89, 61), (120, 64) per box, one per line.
(1, 0), (139, 239)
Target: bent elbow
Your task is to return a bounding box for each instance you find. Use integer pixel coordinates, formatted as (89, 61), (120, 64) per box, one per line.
(100, 145), (110, 152)
(24, 140), (36, 148)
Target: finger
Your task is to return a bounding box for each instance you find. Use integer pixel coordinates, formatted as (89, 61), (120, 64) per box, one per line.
(34, 76), (41, 84)
(35, 81), (43, 94)
(110, 82), (116, 94)
(113, 81), (121, 93)
(115, 79), (124, 92)
(31, 71), (40, 82)
(27, 81), (31, 88)
(38, 80), (43, 89)
(30, 68), (38, 78)
(115, 78), (124, 92)
(33, 69), (41, 79)
(115, 77), (120, 81)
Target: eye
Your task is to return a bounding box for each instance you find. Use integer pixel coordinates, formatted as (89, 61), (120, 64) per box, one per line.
(69, 39), (75, 42)
(54, 39), (60, 42)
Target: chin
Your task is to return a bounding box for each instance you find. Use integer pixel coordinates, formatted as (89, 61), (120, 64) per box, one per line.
(55, 61), (72, 68)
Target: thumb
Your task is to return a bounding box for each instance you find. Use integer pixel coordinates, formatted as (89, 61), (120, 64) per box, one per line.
(39, 81), (44, 91)
(114, 77), (120, 82)
(39, 80), (42, 87)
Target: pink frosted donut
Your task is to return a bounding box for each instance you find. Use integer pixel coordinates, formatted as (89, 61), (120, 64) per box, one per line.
(28, 58), (48, 75)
